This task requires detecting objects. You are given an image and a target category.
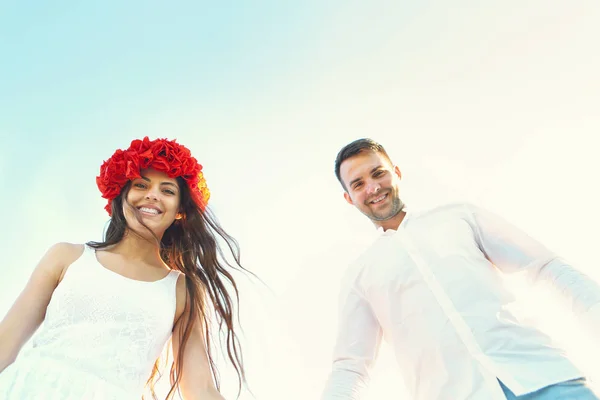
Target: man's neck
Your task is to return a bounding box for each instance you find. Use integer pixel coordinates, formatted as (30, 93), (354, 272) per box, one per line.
(375, 209), (407, 231)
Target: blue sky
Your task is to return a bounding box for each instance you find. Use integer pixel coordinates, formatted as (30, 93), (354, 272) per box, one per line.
(1, 1), (600, 398)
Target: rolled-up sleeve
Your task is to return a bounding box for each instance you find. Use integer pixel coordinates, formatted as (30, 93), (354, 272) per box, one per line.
(464, 203), (600, 326)
(321, 267), (383, 400)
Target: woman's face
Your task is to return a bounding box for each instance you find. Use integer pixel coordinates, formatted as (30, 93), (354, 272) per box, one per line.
(124, 168), (182, 239)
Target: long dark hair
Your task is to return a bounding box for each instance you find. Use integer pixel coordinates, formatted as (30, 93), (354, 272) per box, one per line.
(87, 178), (248, 399)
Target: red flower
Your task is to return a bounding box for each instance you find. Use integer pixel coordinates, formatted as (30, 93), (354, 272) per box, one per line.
(96, 137), (210, 215)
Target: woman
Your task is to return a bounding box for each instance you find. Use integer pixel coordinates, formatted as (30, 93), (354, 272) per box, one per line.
(0, 137), (247, 399)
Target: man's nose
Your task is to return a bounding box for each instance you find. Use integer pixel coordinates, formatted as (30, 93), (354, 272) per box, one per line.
(366, 181), (381, 195)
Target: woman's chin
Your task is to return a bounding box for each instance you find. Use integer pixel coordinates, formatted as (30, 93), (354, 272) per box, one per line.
(126, 225), (163, 241)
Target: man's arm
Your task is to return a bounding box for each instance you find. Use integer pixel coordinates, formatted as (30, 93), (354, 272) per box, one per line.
(464, 203), (600, 329)
(321, 269), (383, 400)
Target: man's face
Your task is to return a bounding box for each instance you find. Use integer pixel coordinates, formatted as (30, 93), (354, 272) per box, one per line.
(340, 150), (404, 228)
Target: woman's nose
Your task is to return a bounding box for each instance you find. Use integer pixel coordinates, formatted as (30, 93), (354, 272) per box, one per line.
(145, 189), (159, 200)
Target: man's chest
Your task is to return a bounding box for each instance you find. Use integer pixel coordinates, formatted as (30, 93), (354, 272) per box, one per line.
(356, 217), (501, 324)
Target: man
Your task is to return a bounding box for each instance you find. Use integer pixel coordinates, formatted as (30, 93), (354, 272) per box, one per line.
(321, 138), (600, 400)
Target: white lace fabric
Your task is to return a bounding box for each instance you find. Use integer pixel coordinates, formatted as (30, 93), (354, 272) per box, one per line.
(0, 245), (181, 400)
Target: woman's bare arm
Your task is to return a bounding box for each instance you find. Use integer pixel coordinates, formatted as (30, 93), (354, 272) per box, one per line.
(172, 275), (225, 400)
(0, 242), (83, 372)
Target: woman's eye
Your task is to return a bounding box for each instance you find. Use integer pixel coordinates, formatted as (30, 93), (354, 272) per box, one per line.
(134, 183), (146, 189)
(163, 189), (175, 195)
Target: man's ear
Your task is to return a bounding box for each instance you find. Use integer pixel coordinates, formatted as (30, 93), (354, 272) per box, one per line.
(394, 165), (402, 180)
(343, 192), (354, 205)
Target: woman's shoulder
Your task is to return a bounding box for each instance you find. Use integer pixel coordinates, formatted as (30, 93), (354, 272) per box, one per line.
(46, 242), (86, 273)
(173, 272), (189, 324)
(32, 242), (86, 283)
(48, 242), (85, 261)
(174, 272), (186, 300)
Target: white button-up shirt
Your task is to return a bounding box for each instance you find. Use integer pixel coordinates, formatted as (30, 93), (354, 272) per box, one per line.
(322, 203), (600, 400)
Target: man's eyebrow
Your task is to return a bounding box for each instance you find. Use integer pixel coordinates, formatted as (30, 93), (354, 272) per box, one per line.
(348, 166), (383, 187)
(348, 177), (363, 188)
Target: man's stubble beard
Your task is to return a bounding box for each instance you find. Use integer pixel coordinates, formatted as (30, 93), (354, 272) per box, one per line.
(362, 189), (404, 222)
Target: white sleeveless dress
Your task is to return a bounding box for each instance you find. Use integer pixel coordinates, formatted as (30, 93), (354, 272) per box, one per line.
(0, 244), (181, 399)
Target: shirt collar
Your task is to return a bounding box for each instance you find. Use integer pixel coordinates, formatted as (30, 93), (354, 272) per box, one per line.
(377, 207), (409, 236)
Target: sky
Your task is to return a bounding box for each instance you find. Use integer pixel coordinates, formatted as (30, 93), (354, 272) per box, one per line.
(1, 1), (600, 399)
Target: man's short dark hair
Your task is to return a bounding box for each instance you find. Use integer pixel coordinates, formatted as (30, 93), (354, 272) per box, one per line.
(334, 138), (393, 191)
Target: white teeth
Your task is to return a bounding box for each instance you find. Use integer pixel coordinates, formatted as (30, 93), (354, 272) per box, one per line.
(371, 195), (386, 204)
(139, 207), (159, 214)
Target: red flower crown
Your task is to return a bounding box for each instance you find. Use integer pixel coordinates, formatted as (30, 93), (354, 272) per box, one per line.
(96, 137), (210, 215)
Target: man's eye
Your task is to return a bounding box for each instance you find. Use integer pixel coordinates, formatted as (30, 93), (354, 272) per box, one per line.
(353, 182), (363, 189)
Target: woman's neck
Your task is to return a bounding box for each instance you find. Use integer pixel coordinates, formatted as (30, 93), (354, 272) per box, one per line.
(112, 231), (163, 266)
